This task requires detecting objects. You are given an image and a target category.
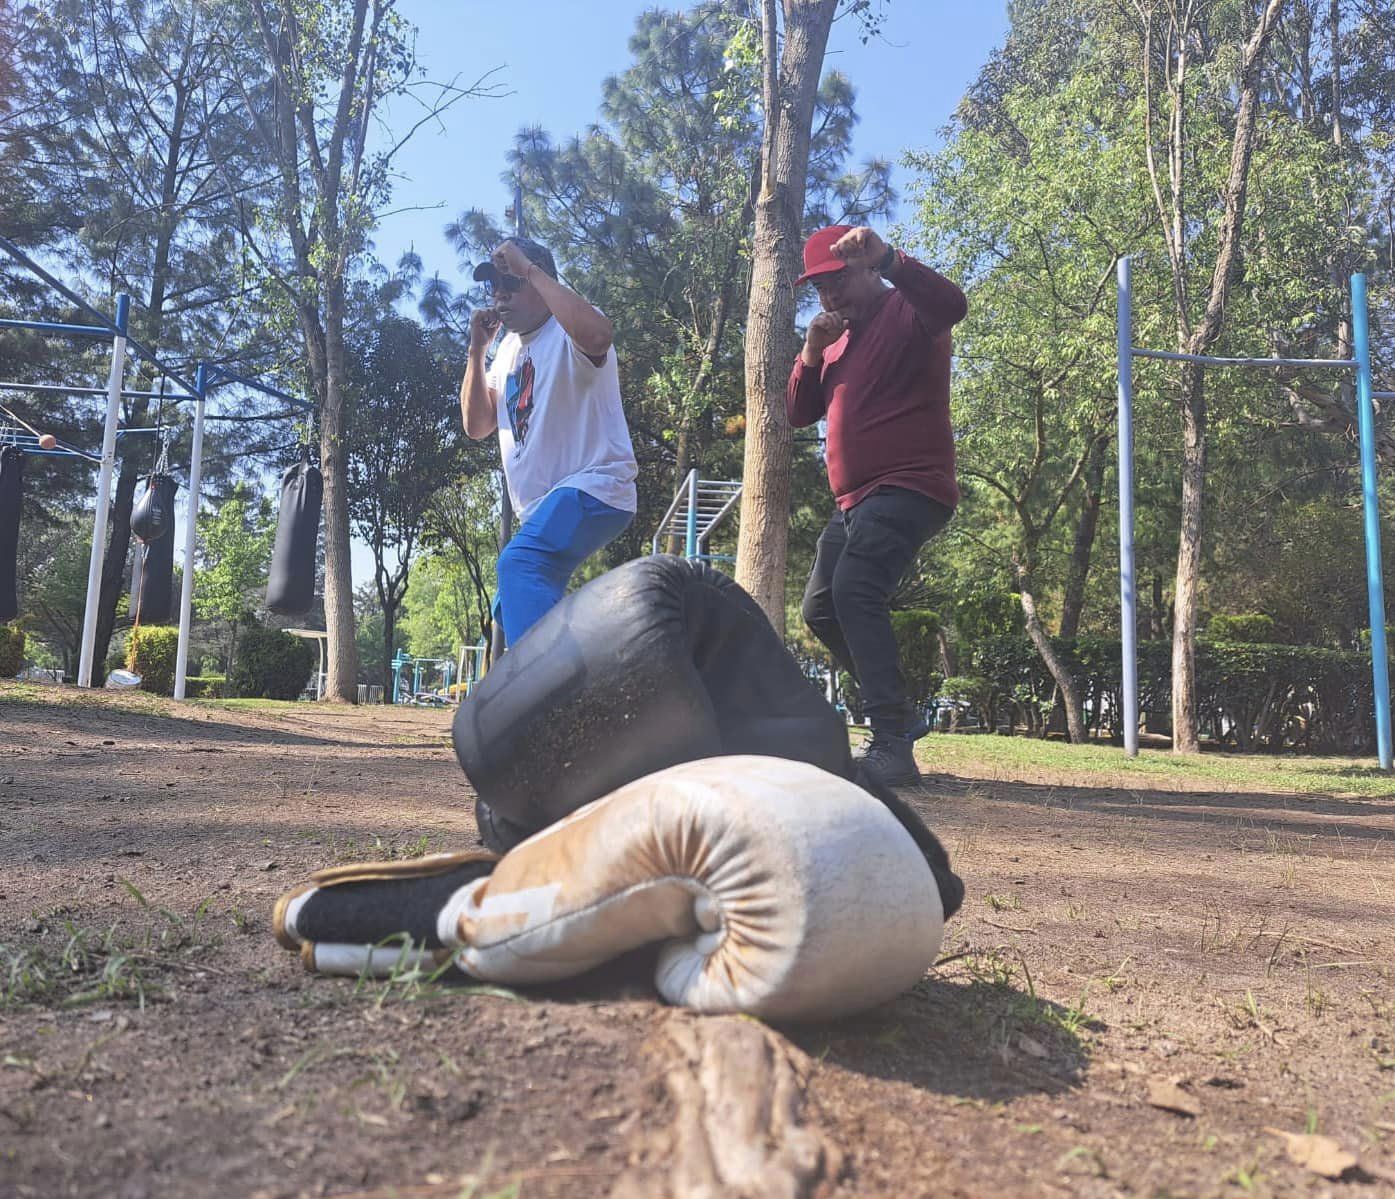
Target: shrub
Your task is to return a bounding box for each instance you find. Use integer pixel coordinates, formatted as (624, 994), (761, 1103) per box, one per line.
(971, 633), (1390, 752)
(0, 624), (23, 677)
(230, 627), (314, 700)
(890, 608), (942, 709)
(185, 675), (228, 699)
(1208, 613), (1279, 643)
(126, 625), (180, 695)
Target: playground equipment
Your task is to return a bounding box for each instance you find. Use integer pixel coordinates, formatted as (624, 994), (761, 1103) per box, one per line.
(0, 233), (312, 700)
(390, 648), (456, 705)
(1116, 260), (1394, 769)
(651, 468), (742, 561)
(456, 639), (487, 699)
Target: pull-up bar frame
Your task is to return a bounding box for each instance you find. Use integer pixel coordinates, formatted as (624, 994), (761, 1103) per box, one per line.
(0, 234), (312, 700)
(1116, 257), (1392, 769)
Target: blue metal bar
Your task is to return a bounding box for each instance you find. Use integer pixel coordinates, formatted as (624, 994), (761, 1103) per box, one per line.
(1352, 273), (1392, 771)
(685, 469), (698, 559)
(0, 317), (112, 338)
(1133, 348), (1355, 369)
(0, 380), (197, 400)
(204, 367), (311, 411)
(1117, 258), (1139, 757)
(0, 233), (204, 399)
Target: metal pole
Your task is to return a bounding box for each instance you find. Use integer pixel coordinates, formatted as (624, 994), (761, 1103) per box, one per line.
(172, 364), (207, 700)
(685, 469), (698, 559)
(77, 294), (129, 688)
(1116, 259), (1139, 757)
(1351, 273), (1392, 770)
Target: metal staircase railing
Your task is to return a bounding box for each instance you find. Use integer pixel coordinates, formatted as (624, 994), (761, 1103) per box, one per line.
(651, 469), (742, 561)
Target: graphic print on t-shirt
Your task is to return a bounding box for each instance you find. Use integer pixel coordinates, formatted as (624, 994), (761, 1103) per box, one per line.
(505, 355), (537, 451)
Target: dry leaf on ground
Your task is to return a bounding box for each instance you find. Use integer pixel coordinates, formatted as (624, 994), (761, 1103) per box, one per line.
(1264, 1128), (1358, 1179)
(1145, 1077), (1201, 1118)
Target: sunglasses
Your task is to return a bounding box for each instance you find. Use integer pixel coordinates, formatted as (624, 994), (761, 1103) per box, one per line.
(487, 272), (528, 295)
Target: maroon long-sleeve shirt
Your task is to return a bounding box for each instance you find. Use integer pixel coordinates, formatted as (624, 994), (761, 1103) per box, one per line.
(786, 252), (967, 511)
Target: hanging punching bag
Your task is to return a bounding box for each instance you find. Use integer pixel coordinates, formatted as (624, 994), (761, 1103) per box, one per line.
(131, 475), (177, 625)
(0, 446), (23, 622)
(131, 472), (176, 544)
(266, 453), (322, 617)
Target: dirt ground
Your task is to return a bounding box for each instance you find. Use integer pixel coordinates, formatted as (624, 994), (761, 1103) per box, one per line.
(2, 682), (1394, 1198)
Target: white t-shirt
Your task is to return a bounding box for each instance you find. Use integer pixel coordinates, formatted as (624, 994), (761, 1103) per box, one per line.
(486, 316), (638, 521)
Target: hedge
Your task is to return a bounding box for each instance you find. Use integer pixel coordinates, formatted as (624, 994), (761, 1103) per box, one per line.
(126, 626), (180, 695)
(972, 634), (1390, 753)
(229, 628), (314, 700)
(0, 624), (23, 677)
(185, 675), (228, 699)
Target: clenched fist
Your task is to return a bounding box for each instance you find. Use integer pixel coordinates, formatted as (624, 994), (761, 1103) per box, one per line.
(469, 306), (502, 352)
(830, 226), (888, 271)
(802, 311), (849, 364)
(491, 240), (535, 279)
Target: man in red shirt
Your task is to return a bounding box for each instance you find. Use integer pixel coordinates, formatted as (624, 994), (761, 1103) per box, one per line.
(787, 224), (967, 786)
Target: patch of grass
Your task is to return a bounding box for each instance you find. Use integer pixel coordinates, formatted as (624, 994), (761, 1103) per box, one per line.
(1, 886), (225, 1011)
(916, 732), (1395, 799)
(326, 832), (438, 863)
(984, 893), (1022, 912)
(949, 947), (1096, 1053)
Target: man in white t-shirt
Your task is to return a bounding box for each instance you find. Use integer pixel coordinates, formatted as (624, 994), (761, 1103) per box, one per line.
(460, 237), (638, 647)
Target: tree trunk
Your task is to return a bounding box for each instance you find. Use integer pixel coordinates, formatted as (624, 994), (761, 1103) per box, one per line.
(382, 601), (396, 702)
(1018, 563), (1087, 743)
(734, 0), (838, 633)
(92, 468), (139, 683)
(321, 278), (359, 701)
(1059, 436), (1106, 641)
(1163, 0), (1285, 755)
(1171, 364), (1207, 753)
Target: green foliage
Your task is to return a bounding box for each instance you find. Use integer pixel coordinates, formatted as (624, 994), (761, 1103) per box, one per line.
(1208, 614), (1279, 644)
(890, 609), (942, 708)
(194, 484), (274, 628)
(125, 626), (180, 695)
(185, 675), (228, 699)
(229, 628), (314, 701)
(398, 553), (476, 659)
(973, 635), (1389, 753)
(0, 624), (24, 677)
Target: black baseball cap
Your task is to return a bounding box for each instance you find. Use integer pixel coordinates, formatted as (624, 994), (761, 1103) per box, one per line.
(472, 237), (558, 287)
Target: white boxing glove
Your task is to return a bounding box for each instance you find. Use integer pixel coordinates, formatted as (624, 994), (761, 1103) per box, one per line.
(442, 755), (944, 1021)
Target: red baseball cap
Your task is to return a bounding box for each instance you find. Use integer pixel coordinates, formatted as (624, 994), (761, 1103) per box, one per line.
(796, 225), (855, 285)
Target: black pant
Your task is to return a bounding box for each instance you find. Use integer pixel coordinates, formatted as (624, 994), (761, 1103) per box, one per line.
(802, 487), (952, 733)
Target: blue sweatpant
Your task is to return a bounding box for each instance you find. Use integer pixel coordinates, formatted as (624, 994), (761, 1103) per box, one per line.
(496, 486), (634, 648)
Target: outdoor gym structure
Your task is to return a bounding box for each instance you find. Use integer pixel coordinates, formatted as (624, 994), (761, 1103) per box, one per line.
(1116, 259), (1395, 769)
(651, 468), (743, 562)
(0, 233), (311, 701)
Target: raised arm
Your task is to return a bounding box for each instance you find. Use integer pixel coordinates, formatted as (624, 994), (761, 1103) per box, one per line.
(787, 311), (847, 428)
(829, 226), (967, 336)
(493, 241), (613, 360)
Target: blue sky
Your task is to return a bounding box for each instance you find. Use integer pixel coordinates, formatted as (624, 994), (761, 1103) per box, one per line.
(351, 0), (1011, 585)
(369, 1), (1011, 277)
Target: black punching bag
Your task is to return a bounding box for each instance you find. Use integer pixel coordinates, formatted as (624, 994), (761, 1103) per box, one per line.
(0, 446), (23, 621)
(453, 556), (855, 852)
(131, 471), (176, 544)
(266, 454), (322, 617)
(131, 474), (177, 625)
(451, 555), (967, 920)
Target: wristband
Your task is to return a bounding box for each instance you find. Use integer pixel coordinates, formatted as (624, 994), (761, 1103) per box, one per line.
(877, 244), (897, 275)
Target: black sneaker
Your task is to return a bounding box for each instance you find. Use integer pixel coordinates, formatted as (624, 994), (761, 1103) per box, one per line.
(855, 732), (921, 787)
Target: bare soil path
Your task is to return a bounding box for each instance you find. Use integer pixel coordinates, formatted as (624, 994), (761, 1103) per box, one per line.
(2, 683), (1392, 1197)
